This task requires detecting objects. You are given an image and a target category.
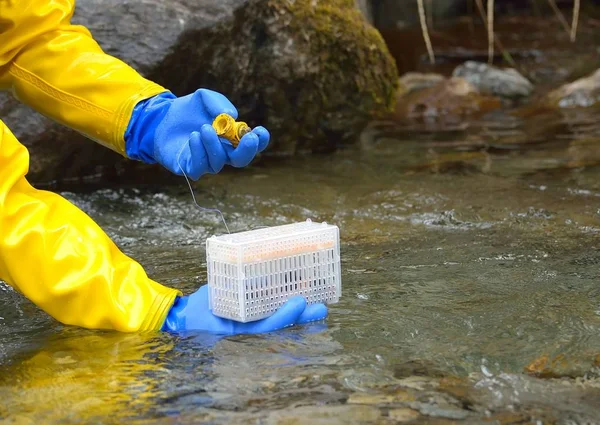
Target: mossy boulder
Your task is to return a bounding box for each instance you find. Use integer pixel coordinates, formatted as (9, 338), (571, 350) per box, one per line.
(158, 0), (399, 155)
(0, 0), (398, 185)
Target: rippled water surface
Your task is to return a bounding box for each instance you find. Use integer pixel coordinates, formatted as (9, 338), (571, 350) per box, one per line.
(1, 108), (600, 424)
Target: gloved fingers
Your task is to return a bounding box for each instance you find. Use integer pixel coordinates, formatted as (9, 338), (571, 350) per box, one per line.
(296, 303), (328, 324)
(184, 132), (206, 180)
(252, 126), (270, 153)
(223, 132), (259, 168)
(172, 142), (193, 178)
(240, 296), (307, 334)
(195, 89), (238, 120)
(198, 125), (227, 174)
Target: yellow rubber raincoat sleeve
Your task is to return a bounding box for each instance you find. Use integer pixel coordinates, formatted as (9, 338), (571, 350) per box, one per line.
(0, 1), (182, 331)
(0, 0), (167, 154)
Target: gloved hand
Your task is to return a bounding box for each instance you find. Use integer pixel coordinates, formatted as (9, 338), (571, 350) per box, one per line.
(124, 89), (270, 180)
(162, 285), (328, 335)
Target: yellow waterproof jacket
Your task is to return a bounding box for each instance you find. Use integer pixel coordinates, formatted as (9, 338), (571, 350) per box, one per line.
(0, 0), (181, 331)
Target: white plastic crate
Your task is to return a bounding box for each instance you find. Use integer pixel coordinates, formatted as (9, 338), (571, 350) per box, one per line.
(206, 219), (341, 322)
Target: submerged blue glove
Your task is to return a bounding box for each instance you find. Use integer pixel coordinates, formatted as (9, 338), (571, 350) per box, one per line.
(162, 285), (328, 335)
(125, 89), (270, 180)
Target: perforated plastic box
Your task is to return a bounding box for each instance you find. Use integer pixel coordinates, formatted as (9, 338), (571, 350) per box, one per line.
(206, 219), (341, 322)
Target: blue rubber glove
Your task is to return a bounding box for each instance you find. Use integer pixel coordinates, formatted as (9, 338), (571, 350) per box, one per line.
(124, 89), (270, 180)
(162, 285), (328, 335)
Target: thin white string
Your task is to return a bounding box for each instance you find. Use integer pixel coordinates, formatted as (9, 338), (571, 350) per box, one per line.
(176, 142), (231, 234)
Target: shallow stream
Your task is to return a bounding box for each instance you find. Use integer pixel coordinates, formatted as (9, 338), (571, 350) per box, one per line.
(1, 105), (600, 423)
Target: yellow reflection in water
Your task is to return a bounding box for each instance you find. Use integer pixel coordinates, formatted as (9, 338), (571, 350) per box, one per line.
(0, 329), (177, 424)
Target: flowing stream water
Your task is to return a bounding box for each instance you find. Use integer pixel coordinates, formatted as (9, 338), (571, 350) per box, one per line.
(2, 104), (600, 424)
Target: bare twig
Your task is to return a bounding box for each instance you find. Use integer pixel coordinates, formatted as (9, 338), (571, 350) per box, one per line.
(546, 0), (572, 37)
(474, 0), (516, 67)
(487, 0), (494, 64)
(571, 0), (580, 42)
(417, 0), (435, 64)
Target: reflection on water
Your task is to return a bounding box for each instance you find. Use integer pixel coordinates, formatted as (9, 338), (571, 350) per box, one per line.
(1, 105), (600, 423)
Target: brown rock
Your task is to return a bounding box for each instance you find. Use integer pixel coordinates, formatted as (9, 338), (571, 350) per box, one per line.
(546, 68), (600, 108)
(524, 354), (551, 376)
(388, 408), (420, 422)
(347, 389), (415, 405)
(484, 411), (547, 425)
(524, 353), (581, 379)
(438, 376), (481, 409)
(397, 72), (446, 96)
(267, 405), (381, 425)
(394, 77), (502, 121)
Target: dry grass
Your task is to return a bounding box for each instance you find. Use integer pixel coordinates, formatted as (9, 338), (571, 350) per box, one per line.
(417, 0), (435, 64)
(547, 0), (572, 35)
(487, 0), (494, 64)
(475, 0), (514, 65)
(571, 0), (580, 41)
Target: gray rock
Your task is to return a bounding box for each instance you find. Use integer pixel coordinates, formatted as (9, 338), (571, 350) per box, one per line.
(414, 403), (470, 420)
(547, 68), (600, 108)
(0, 0), (397, 185)
(452, 61), (534, 99)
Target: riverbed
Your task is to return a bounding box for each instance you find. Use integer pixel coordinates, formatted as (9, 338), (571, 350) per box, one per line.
(1, 102), (600, 423)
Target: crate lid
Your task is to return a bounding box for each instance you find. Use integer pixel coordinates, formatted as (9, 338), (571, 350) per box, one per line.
(207, 219), (337, 246)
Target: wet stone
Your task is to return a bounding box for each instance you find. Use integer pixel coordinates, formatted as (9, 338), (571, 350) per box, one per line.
(412, 403), (470, 420)
(395, 376), (440, 391)
(393, 77), (502, 122)
(437, 376), (481, 410)
(482, 411), (554, 425)
(452, 61), (534, 99)
(546, 68), (600, 108)
(393, 360), (448, 379)
(266, 405), (382, 425)
(347, 389), (415, 405)
(524, 354), (591, 379)
(397, 73), (446, 96)
(388, 408), (420, 422)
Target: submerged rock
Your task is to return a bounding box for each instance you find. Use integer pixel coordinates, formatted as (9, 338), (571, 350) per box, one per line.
(347, 388), (415, 405)
(452, 61), (534, 99)
(546, 68), (600, 108)
(393, 359), (447, 379)
(394, 76), (501, 121)
(413, 403), (470, 420)
(266, 405), (382, 425)
(524, 353), (600, 379)
(0, 0), (397, 185)
(397, 72), (446, 96)
(388, 408), (420, 422)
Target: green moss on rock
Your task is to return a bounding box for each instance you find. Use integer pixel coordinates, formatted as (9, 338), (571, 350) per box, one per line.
(282, 0), (398, 111)
(190, 0), (399, 155)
